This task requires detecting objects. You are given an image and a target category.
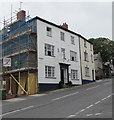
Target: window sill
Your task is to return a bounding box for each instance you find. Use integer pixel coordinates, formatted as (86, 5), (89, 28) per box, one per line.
(71, 60), (78, 62)
(84, 60), (89, 62)
(61, 40), (65, 41)
(71, 79), (79, 80)
(45, 55), (55, 57)
(85, 75), (90, 77)
(45, 77), (56, 79)
(71, 43), (75, 45)
(47, 35), (52, 37)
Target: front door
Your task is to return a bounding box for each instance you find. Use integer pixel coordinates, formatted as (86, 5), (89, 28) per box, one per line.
(92, 70), (94, 81)
(61, 68), (67, 84)
(60, 63), (70, 85)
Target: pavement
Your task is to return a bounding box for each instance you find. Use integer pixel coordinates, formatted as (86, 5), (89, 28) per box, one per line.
(1, 78), (113, 119)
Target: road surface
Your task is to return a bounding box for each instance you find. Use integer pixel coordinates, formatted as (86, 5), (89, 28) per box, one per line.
(1, 78), (113, 119)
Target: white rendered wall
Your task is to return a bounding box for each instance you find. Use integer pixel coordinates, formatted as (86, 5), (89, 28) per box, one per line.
(37, 20), (82, 85)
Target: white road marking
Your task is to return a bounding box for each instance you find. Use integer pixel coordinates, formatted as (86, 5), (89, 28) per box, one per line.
(101, 97), (107, 101)
(52, 92), (79, 101)
(86, 114), (93, 116)
(68, 114), (76, 118)
(67, 89), (112, 118)
(86, 104), (94, 109)
(74, 94), (111, 116)
(94, 101), (101, 104)
(86, 85), (100, 90)
(75, 111), (80, 115)
(80, 109), (85, 112)
(95, 113), (102, 116)
(0, 106), (34, 117)
(106, 95), (112, 98)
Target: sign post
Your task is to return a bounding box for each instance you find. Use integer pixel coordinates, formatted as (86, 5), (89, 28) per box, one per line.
(2, 58), (11, 88)
(3, 58), (11, 67)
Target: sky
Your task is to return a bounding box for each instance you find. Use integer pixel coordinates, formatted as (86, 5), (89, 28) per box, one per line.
(0, 1), (112, 40)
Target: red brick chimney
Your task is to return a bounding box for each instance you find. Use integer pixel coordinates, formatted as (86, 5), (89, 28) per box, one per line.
(60, 23), (68, 29)
(17, 10), (26, 20)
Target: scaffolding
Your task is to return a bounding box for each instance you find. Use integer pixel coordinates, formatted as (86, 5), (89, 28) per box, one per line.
(0, 10), (38, 97)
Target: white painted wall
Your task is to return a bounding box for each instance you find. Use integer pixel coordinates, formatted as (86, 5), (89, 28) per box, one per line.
(37, 20), (82, 85)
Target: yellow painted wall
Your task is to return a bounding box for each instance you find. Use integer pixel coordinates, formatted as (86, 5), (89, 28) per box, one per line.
(80, 37), (95, 81)
(28, 72), (38, 95)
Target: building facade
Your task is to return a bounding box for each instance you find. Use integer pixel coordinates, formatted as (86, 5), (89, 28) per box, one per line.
(0, 10), (38, 97)
(36, 19), (82, 91)
(79, 37), (95, 84)
(94, 53), (103, 79)
(0, 10), (95, 96)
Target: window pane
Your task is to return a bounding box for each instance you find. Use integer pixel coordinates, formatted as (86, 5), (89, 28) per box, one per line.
(45, 66), (55, 78)
(61, 48), (65, 59)
(70, 51), (77, 61)
(61, 32), (65, 41)
(71, 69), (78, 80)
(47, 27), (52, 37)
(45, 44), (54, 56)
(71, 36), (75, 45)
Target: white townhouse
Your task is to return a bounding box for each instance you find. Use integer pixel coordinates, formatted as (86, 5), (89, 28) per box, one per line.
(35, 17), (82, 91)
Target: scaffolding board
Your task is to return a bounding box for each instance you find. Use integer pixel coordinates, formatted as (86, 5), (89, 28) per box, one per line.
(1, 10), (38, 96)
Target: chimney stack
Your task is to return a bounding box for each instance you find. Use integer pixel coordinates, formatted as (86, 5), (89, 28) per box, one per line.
(17, 10), (26, 20)
(60, 23), (68, 29)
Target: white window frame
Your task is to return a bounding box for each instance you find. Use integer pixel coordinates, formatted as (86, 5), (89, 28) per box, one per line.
(84, 50), (88, 61)
(85, 66), (89, 77)
(84, 40), (87, 47)
(60, 32), (65, 41)
(70, 50), (77, 62)
(45, 66), (55, 78)
(71, 69), (78, 80)
(90, 44), (92, 51)
(61, 48), (66, 59)
(91, 54), (93, 63)
(71, 36), (75, 45)
(45, 44), (54, 57)
(47, 27), (52, 37)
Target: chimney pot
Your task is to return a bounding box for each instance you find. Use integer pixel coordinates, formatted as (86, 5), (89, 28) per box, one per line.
(17, 10), (26, 20)
(60, 23), (68, 29)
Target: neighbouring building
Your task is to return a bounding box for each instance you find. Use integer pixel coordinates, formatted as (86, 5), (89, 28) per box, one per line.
(0, 10), (95, 97)
(94, 53), (103, 80)
(0, 10), (38, 97)
(79, 37), (95, 84)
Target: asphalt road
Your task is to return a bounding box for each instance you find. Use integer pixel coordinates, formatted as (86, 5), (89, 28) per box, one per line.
(1, 78), (113, 118)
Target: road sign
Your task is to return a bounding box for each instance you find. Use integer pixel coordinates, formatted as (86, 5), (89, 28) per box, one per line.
(3, 58), (11, 66)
